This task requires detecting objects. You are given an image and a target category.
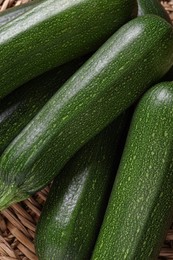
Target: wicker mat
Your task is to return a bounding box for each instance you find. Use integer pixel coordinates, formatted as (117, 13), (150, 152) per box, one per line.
(0, 187), (50, 260)
(0, 0), (173, 259)
(0, 0), (32, 11)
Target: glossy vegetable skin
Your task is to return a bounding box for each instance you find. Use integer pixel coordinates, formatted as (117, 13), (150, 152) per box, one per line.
(137, 0), (172, 23)
(0, 15), (173, 211)
(92, 82), (173, 260)
(35, 115), (126, 260)
(0, 0), (135, 99)
(0, 57), (87, 154)
(137, 0), (173, 84)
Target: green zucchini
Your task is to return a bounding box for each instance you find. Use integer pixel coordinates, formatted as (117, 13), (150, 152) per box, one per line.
(0, 0), (39, 26)
(137, 0), (172, 24)
(0, 15), (173, 211)
(35, 115), (126, 260)
(0, 57), (87, 154)
(137, 0), (173, 84)
(0, 0), (135, 99)
(92, 82), (173, 260)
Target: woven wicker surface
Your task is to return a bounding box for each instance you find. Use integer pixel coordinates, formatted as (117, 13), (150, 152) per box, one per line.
(0, 187), (50, 260)
(0, 0), (173, 259)
(0, 0), (31, 11)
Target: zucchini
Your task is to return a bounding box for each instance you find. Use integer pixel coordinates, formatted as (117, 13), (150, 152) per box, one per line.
(0, 57), (86, 154)
(0, 15), (173, 211)
(92, 82), (173, 260)
(0, 0), (39, 26)
(0, 0), (135, 99)
(137, 0), (173, 84)
(35, 115), (126, 260)
(137, 0), (172, 24)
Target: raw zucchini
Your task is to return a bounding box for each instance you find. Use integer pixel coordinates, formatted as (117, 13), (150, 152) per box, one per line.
(0, 15), (173, 211)
(0, 0), (39, 26)
(35, 115), (126, 260)
(0, 0), (135, 99)
(137, 0), (172, 24)
(0, 57), (86, 154)
(137, 0), (173, 84)
(92, 82), (173, 260)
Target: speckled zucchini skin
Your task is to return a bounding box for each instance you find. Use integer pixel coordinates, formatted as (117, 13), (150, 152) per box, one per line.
(35, 115), (126, 260)
(92, 82), (173, 260)
(0, 0), (39, 26)
(0, 57), (86, 154)
(136, 0), (173, 84)
(0, 0), (135, 99)
(137, 0), (172, 23)
(0, 15), (173, 211)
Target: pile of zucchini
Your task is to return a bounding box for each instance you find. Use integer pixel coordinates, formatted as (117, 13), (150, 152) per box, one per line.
(1, 0), (173, 259)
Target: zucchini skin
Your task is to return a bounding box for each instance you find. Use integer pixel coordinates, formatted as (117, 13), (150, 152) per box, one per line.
(137, 0), (172, 24)
(92, 82), (173, 260)
(137, 0), (173, 84)
(0, 0), (135, 99)
(0, 15), (173, 210)
(0, 0), (39, 26)
(0, 57), (86, 154)
(35, 115), (126, 260)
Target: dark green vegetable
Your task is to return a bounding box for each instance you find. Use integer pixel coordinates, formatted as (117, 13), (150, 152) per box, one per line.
(0, 0), (40, 26)
(92, 82), (173, 260)
(35, 115), (126, 260)
(136, 0), (173, 84)
(0, 15), (173, 211)
(0, 0), (135, 99)
(0, 57), (87, 154)
(137, 0), (172, 24)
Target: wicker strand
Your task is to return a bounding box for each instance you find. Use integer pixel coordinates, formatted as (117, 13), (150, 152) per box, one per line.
(0, 188), (49, 259)
(0, 0), (173, 259)
(0, 0), (31, 11)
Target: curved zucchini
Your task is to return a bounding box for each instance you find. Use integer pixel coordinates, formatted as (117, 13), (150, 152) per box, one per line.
(137, 0), (172, 24)
(0, 0), (39, 26)
(92, 82), (173, 260)
(0, 15), (173, 211)
(0, 57), (87, 154)
(35, 115), (126, 260)
(137, 0), (173, 84)
(0, 0), (135, 99)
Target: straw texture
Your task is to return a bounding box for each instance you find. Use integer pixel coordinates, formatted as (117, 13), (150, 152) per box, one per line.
(0, 187), (50, 259)
(0, 0), (173, 259)
(162, 0), (173, 20)
(0, 0), (31, 11)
